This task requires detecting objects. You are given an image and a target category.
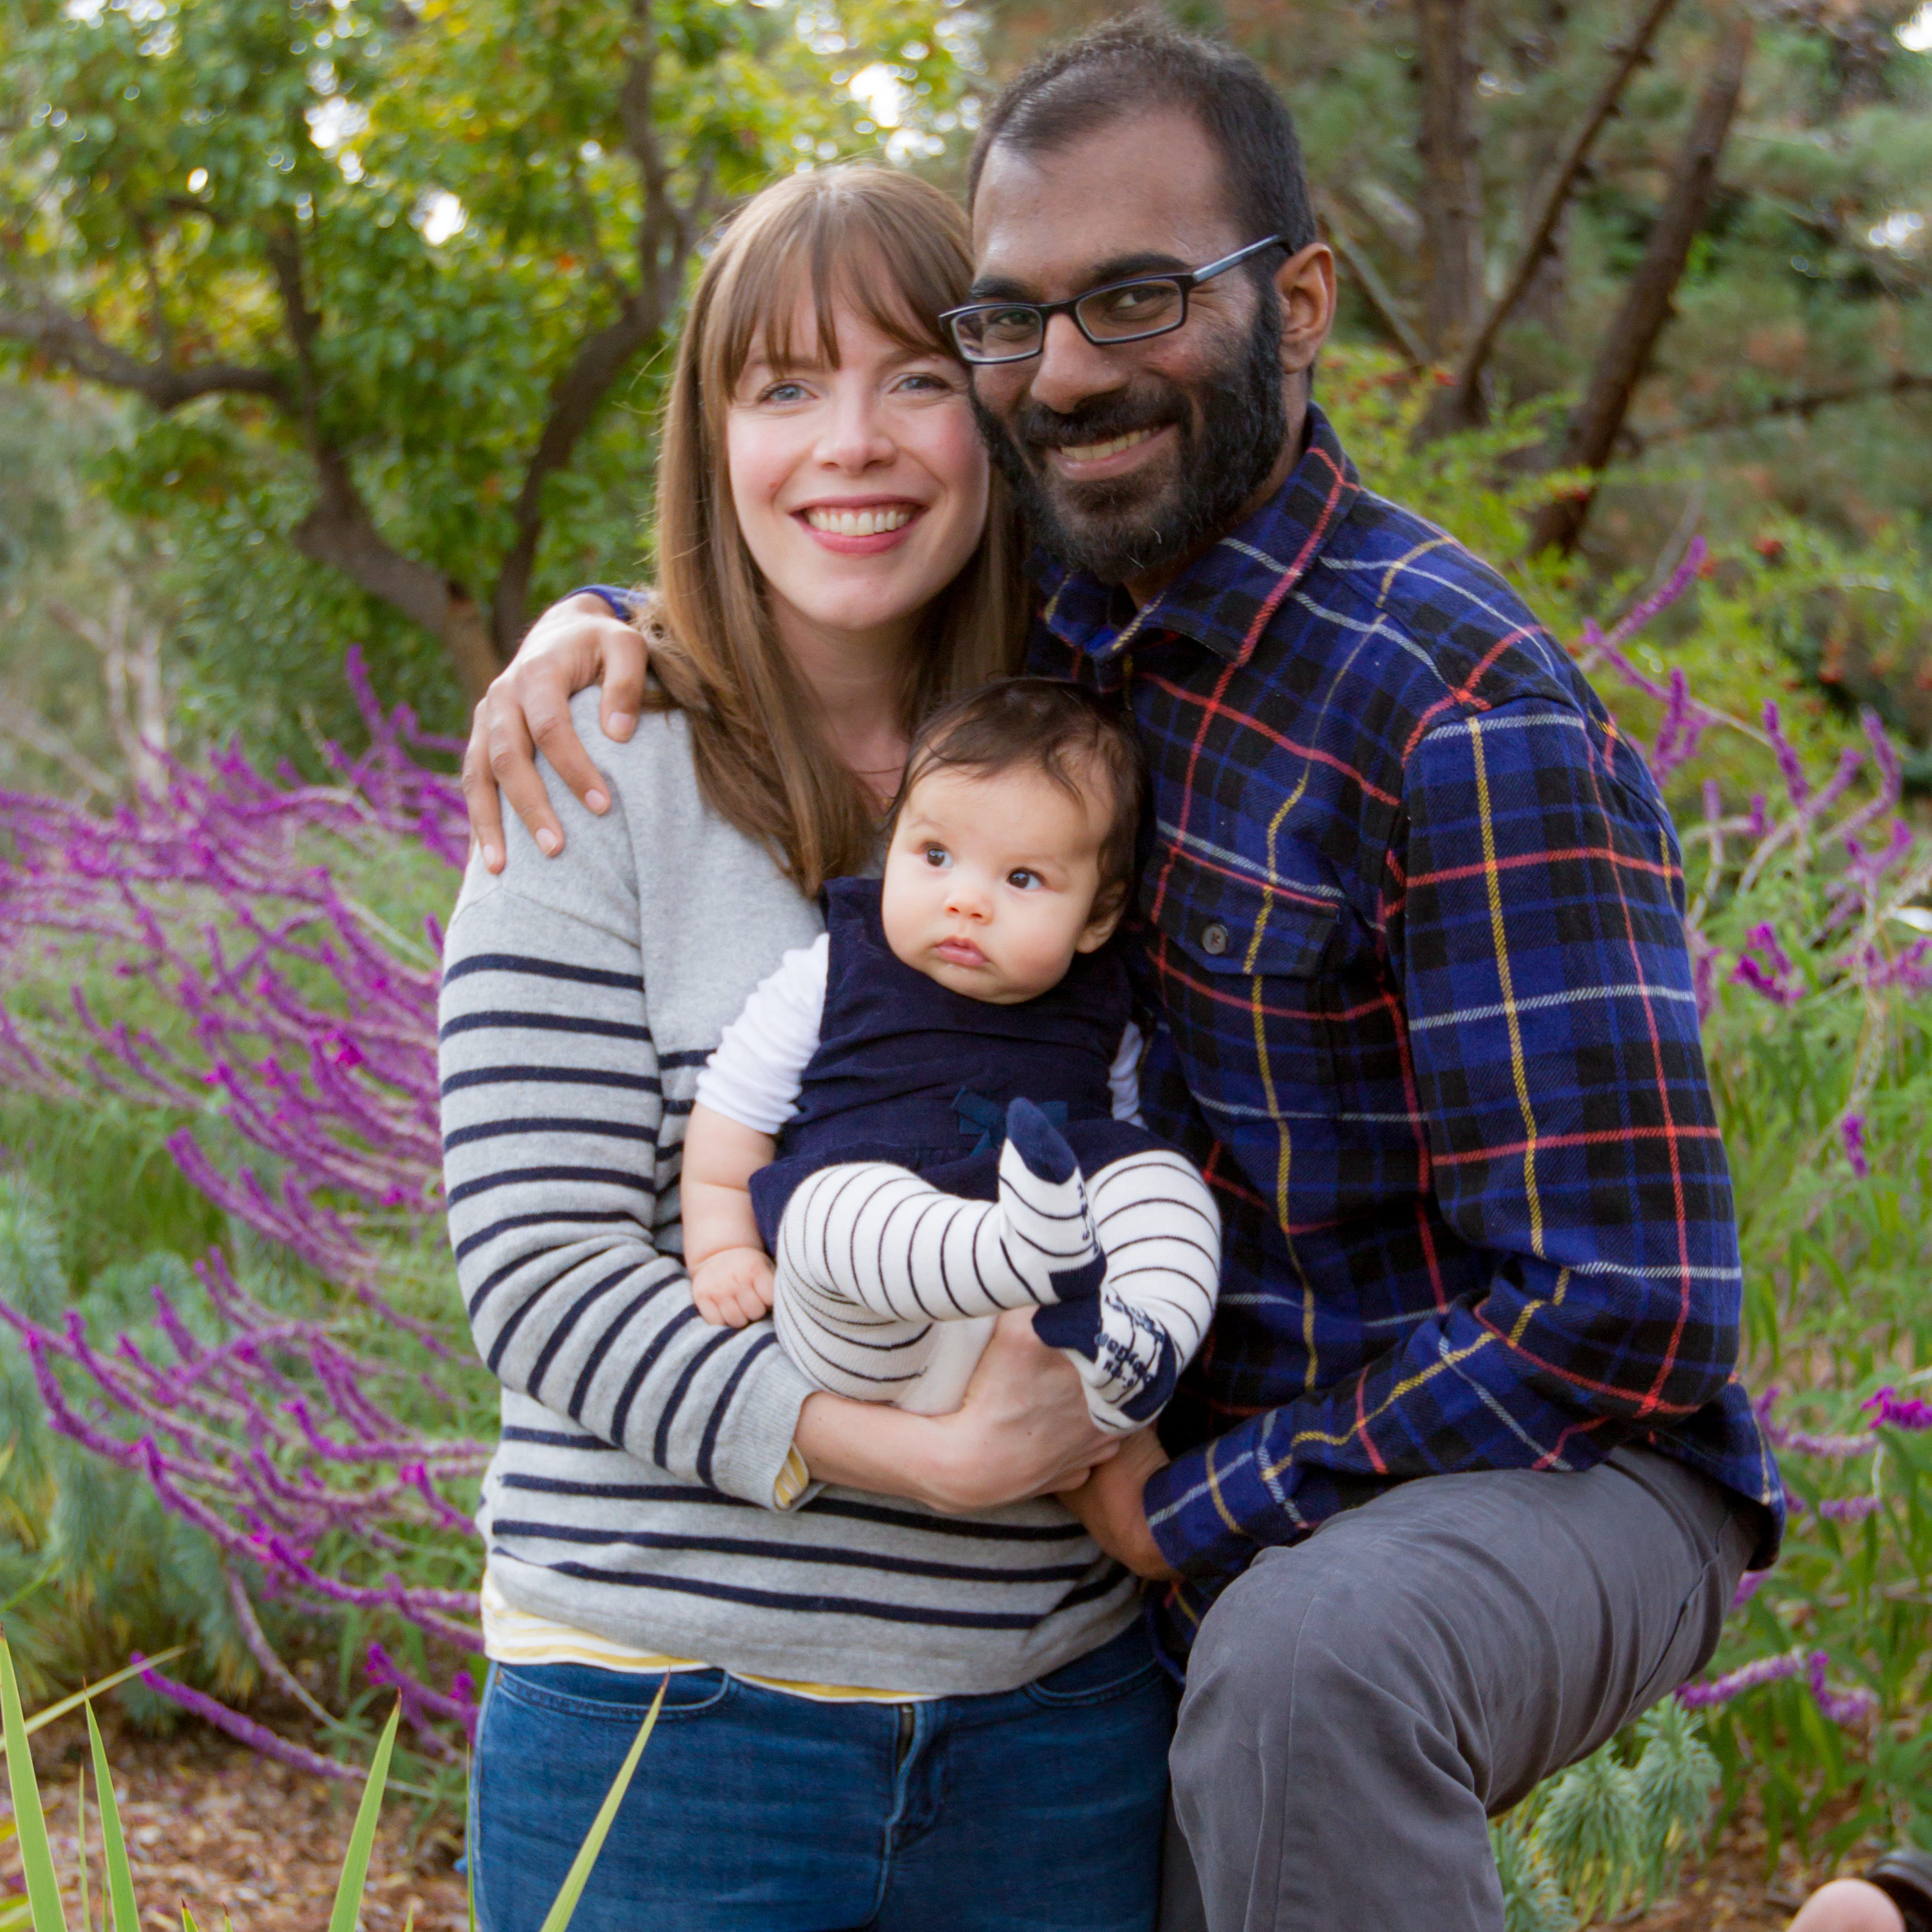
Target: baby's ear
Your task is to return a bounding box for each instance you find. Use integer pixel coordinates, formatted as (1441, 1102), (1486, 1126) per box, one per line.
(1074, 882), (1128, 954)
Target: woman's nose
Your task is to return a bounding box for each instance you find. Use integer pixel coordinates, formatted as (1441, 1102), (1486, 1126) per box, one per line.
(817, 386), (897, 472)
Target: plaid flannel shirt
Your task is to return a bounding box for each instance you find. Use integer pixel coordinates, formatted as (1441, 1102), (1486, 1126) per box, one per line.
(1029, 405), (1782, 1664)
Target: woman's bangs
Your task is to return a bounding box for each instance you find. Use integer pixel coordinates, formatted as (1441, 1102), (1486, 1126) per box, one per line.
(716, 187), (963, 394)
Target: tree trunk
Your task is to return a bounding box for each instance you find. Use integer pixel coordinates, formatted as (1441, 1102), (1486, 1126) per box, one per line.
(1526, 13), (1753, 556)
(1414, 0), (1486, 359)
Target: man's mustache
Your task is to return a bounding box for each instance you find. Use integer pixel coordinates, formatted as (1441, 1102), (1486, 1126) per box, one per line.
(1007, 388), (1188, 458)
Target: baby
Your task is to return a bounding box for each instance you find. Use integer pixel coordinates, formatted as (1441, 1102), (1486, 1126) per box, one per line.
(680, 677), (1220, 1431)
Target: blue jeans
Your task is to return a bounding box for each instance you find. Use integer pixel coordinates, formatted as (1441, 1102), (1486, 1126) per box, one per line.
(469, 1621), (1171, 1932)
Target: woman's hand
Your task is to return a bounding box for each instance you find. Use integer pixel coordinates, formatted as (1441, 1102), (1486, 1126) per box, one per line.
(463, 594), (652, 873)
(1057, 1428), (1179, 1580)
(793, 1309), (1120, 1514)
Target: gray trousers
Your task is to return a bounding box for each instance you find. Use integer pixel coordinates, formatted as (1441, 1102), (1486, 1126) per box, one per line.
(1159, 1446), (1757, 1932)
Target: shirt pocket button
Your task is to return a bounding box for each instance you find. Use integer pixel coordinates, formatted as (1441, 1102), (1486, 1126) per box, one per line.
(1200, 921), (1231, 956)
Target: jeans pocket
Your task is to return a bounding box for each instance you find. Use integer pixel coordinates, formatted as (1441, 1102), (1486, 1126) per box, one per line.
(495, 1661), (736, 1722)
(1025, 1621), (1162, 1708)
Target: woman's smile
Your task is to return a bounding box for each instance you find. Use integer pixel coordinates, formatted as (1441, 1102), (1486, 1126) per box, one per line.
(795, 495), (927, 553)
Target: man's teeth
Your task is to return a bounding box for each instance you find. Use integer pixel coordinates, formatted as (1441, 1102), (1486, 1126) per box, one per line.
(805, 505), (915, 536)
(1058, 427), (1158, 462)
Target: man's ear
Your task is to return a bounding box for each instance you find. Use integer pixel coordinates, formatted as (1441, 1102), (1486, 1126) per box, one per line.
(1275, 241), (1336, 378)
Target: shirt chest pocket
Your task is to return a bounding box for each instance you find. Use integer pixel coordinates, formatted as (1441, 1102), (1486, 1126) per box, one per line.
(1139, 858), (1341, 1106)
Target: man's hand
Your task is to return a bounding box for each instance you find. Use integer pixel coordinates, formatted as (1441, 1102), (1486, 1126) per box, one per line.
(1058, 1427), (1178, 1580)
(690, 1248), (776, 1329)
(463, 593), (652, 873)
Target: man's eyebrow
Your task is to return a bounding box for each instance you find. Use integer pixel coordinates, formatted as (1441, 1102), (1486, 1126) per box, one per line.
(967, 251), (1194, 302)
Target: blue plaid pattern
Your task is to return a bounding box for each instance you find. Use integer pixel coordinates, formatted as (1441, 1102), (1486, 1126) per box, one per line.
(1029, 405), (1782, 1661)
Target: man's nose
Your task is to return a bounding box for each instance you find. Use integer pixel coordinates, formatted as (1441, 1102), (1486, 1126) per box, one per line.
(1027, 311), (1129, 418)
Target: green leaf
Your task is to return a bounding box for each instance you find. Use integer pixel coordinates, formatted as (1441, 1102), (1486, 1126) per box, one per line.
(0, 1649), (189, 1758)
(537, 1677), (667, 1932)
(326, 1702), (403, 1932)
(0, 1639), (69, 1932)
(181, 1908), (200, 1932)
(85, 1701), (139, 1932)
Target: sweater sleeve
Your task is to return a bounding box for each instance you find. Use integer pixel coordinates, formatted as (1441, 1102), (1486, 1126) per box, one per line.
(439, 756), (813, 1509)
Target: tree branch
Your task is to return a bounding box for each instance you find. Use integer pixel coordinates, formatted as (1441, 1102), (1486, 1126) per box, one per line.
(489, 0), (693, 652)
(0, 292), (288, 410)
(1434, 0), (1680, 430)
(1414, 0), (1485, 358)
(1319, 197), (1428, 370)
(1630, 370), (1932, 448)
(1526, 13), (1753, 557)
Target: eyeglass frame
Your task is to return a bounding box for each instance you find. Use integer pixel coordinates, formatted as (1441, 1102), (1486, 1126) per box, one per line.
(939, 233), (1291, 367)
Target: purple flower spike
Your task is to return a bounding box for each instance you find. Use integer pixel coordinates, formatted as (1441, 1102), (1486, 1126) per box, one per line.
(1841, 1114), (1871, 1178)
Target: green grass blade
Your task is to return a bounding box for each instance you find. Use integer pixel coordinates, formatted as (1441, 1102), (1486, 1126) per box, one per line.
(1, 1640), (70, 1932)
(0, 1648), (189, 1758)
(325, 1702), (402, 1932)
(84, 1703), (138, 1932)
(179, 1909), (199, 1932)
(73, 1770), (88, 1932)
(536, 1678), (666, 1932)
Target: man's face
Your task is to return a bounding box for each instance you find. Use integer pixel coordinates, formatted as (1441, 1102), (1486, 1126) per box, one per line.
(968, 109), (1299, 591)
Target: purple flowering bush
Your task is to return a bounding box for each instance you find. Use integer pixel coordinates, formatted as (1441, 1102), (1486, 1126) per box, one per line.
(0, 651), (489, 1783)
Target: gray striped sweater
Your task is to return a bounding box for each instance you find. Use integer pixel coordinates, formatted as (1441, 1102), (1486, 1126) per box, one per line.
(439, 693), (1138, 1694)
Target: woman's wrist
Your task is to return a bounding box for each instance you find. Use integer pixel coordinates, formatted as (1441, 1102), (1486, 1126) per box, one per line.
(793, 1391), (955, 1509)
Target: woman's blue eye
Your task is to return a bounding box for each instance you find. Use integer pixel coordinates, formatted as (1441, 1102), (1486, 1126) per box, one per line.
(762, 381), (808, 403)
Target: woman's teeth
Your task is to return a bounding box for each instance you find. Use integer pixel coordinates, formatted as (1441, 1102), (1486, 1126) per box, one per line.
(1059, 427), (1158, 462)
(804, 505), (915, 536)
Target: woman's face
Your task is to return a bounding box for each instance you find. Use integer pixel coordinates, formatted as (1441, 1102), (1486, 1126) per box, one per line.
(725, 295), (990, 656)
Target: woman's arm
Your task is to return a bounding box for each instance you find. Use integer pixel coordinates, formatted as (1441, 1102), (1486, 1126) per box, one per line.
(441, 746), (811, 1509)
(795, 1309), (1121, 1512)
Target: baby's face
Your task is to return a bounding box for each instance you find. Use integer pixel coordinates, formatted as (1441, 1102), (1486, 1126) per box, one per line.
(880, 760), (1121, 1004)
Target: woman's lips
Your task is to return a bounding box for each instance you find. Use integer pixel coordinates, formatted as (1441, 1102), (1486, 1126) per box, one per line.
(794, 501), (925, 556)
(934, 936), (987, 968)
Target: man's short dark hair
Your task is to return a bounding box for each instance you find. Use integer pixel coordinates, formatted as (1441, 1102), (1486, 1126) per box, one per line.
(967, 11), (1318, 265)
(894, 679), (1146, 915)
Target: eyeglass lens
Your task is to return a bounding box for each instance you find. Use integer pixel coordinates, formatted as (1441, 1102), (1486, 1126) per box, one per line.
(952, 278), (1187, 361)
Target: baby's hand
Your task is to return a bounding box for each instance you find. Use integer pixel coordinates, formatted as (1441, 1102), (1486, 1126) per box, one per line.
(691, 1248), (776, 1328)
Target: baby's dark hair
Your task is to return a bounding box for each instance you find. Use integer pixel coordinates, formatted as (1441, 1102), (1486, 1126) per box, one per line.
(892, 678), (1145, 913)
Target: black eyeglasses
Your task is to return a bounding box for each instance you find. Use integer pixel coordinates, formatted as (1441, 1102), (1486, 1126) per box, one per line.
(940, 235), (1289, 366)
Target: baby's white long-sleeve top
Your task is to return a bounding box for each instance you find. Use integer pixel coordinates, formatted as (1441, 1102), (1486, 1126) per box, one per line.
(694, 934), (1147, 1136)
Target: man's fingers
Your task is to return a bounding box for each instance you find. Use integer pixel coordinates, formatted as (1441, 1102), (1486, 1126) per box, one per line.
(486, 708), (565, 858)
(462, 702), (509, 873)
(525, 680), (610, 815)
(596, 626), (650, 742)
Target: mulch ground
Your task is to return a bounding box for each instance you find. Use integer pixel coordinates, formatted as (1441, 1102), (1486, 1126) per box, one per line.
(0, 1707), (1890, 1931)
(2, 1707), (466, 1932)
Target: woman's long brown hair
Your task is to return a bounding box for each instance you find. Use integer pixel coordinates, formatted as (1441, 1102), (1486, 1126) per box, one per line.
(638, 166), (1025, 894)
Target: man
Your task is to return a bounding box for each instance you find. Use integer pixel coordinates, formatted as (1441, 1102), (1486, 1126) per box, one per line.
(463, 18), (1781, 1929)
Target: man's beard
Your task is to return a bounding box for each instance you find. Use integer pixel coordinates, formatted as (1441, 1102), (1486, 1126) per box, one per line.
(972, 298), (1288, 586)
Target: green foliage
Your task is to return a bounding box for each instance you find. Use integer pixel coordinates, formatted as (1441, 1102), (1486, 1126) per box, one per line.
(1, 0), (981, 752)
(1494, 1704), (1723, 1926)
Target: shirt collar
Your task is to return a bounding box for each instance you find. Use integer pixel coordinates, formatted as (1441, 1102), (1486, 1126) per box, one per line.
(1033, 402), (1361, 670)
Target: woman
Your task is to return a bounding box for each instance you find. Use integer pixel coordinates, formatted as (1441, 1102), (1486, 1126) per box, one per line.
(441, 165), (1172, 1932)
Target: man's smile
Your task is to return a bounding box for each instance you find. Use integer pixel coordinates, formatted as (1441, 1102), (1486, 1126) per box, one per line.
(1041, 423), (1173, 480)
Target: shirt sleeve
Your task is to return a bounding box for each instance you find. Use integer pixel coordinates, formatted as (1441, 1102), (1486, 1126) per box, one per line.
(1108, 1020), (1146, 1125)
(1142, 697), (1744, 1584)
(693, 935), (829, 1134)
